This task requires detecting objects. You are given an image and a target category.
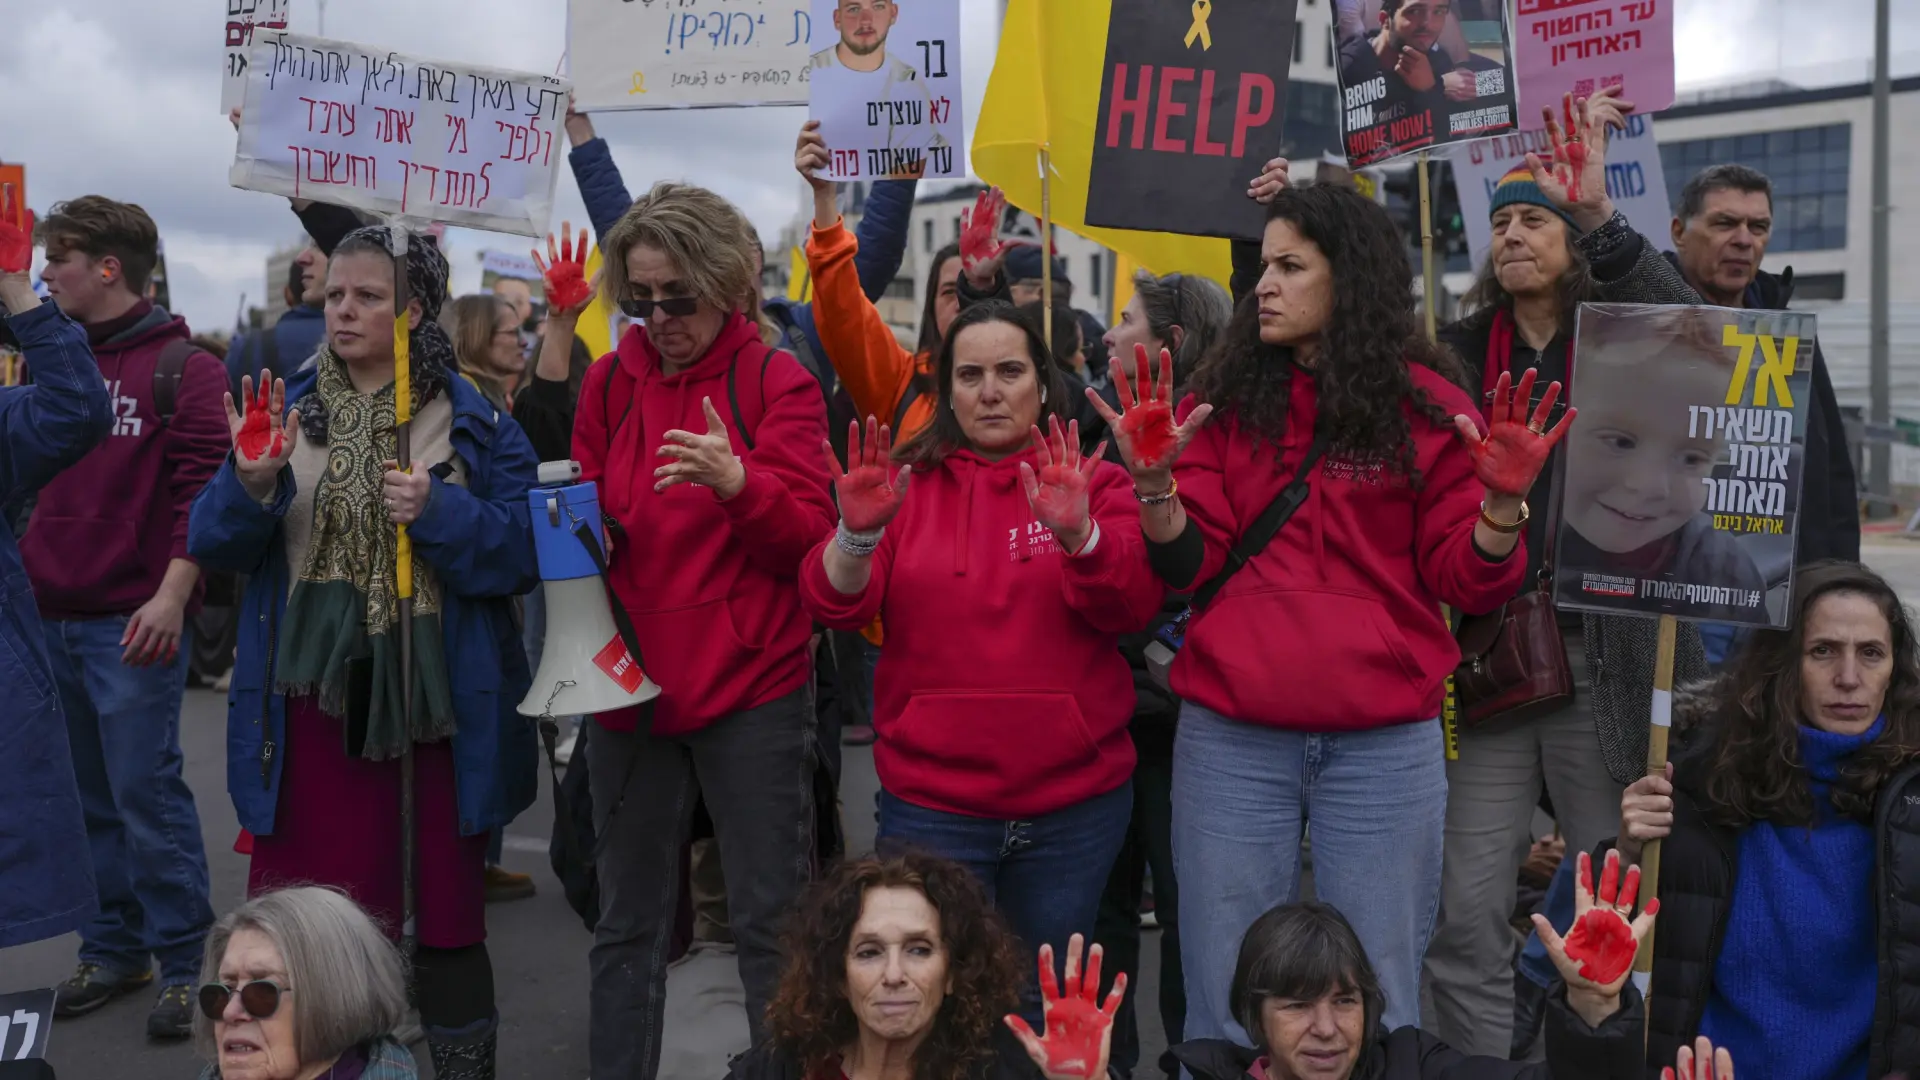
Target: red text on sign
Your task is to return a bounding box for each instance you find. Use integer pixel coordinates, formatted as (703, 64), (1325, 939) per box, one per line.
(1104, 64), (1275, 158)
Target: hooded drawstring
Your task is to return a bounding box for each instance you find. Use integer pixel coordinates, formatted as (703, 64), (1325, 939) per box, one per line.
(954, 463), (975, 576)
(949, 450), (1038, 576)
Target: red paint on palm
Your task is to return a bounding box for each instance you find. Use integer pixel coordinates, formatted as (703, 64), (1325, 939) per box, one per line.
(238, 378), (282, 461)
(1563, 907), (1636, 985)
(545, 261), (590, 311)
(1468, 368), (1572, 496)
(959, 188), (1010, 275)
(1008, 942), (1124, 1080)
(0, 209), (32, 275)
(1025, 417), (1097, 539)
(829, 418), (908, 533)
(1113, 345), (1180, 470)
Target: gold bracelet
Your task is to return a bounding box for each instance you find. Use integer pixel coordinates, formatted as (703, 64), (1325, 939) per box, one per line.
(1136, 477), (1178, 506)
(1479, 500), (1530, 534)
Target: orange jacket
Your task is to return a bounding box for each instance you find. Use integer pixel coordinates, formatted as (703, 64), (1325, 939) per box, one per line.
(807, 218), (936, 440)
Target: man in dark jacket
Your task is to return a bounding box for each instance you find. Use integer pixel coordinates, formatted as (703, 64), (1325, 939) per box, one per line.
(225, 243), (327, 397)
(0, 214), (114, 958)
(26, 196), (228, 1041)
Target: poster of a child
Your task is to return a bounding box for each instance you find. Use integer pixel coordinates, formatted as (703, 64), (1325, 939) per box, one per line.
(1554, 303), (1814, 627)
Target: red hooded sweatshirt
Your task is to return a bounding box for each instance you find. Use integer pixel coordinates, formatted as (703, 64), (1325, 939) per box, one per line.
(574, 313), (834, 736)
(1170, 363), (1524, 732)
(801, 447), (1162, 819)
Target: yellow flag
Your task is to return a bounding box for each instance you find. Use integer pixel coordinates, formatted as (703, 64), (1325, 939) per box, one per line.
(973, 0), (1233, 291)
(1110, 252), (1139, 325)
(787, 247), (813, 303)
(574, 245), (618, 360)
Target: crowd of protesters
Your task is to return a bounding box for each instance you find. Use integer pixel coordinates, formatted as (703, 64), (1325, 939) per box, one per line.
(0, 73), (1899, 1080)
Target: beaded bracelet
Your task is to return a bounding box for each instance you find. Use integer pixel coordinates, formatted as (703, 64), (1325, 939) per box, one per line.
(835, 521), (885, 557)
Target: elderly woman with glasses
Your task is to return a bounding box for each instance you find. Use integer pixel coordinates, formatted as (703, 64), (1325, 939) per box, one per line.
(195, 887), (415, 1080)
(571, 180), (835, 1080)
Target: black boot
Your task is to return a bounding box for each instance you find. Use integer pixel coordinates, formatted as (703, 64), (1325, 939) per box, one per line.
(1509, 971), (1548, 1060)
(426, 1013), (497, 1080)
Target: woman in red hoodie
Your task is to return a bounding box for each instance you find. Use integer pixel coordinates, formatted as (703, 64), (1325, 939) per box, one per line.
(800, 301), (1162, 1020)
(571, 181), (835, 1080)
(1088, 182), (1572, 1043)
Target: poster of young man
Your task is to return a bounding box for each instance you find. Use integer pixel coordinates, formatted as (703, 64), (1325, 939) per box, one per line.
(808, 0), (962, 180)
(1554, 303), (1815, 628)
(1334, 0), (1517, 167)
(1083, 0), (1297, 240)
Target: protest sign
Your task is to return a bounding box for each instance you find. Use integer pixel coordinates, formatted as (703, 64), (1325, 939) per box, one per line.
(230, 33), (570, 237)
(224, 0), (291, 115)
(1083, 0), (1297, 240)
(808, 0), (963, 180)
(1452, 113), (1671, 267)
(1517, 0), (1674, 118)
(1554, 303), (1815, 628)
(1336, 0), (1518, 167)
(481, 249), (543, 283)
(0, 988), (56, 1061)
(570, 0), (811, 111)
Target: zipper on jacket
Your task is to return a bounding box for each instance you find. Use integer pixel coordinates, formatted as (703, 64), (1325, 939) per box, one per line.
(259, 559), (281, 787)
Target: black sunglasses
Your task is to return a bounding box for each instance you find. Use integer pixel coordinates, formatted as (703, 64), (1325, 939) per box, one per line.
(618, 296), (700, 320)
(199, 980), (291, 1021)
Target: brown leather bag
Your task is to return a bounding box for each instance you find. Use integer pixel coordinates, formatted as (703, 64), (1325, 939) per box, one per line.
(1453, 576), (1573, 730)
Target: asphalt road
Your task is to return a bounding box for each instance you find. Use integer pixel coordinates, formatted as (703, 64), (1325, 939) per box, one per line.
(11, 536), (1920, 1078)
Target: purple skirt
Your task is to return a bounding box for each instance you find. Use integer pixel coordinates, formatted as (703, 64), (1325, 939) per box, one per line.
(247, 696), (487, 948)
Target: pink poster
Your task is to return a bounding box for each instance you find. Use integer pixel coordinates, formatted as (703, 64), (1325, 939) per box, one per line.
(1516, 0), (1674, 119)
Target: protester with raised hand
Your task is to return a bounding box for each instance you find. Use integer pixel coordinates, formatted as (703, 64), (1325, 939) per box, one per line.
(1606, 560), (1920, 1078)
(1422, 84), (1716, 1059)
(187, 225), (540, 1080)
(800, 302), (1161, 1022)
(1093, 181), (1572, 1040)
(572, 180), (833, 1080)
(1166, 857), (1665, 1080)
(0, 208), (113, 959)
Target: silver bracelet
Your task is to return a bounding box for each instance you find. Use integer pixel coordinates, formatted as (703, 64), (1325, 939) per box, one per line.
(835, 521), (884, 558)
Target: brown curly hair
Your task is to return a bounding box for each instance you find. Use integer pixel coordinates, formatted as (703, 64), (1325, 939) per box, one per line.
(1694, 560), (1920, 827)
(766, 852), (1024, 1080)
(1190, 185), (1471, 483)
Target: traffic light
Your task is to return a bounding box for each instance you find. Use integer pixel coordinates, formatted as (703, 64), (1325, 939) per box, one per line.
(1434, 162), (1468, 260)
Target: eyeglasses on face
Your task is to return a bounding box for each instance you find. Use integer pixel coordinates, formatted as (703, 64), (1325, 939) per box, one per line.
(199, 979), (291, 1021)
(618, 296), (700, 320)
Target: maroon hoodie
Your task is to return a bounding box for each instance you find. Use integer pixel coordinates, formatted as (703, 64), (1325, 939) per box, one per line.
(21, 303), (230, 619)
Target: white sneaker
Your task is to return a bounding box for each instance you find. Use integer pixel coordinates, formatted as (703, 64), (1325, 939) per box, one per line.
(553, 728), (579, 766)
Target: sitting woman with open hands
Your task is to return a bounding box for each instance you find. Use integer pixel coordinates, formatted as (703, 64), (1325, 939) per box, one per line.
(730, 851), (1128, 1080)
(799, 301), (1163, 1022)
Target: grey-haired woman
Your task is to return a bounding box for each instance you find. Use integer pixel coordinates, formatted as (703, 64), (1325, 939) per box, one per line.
(194, 887), (415, 1080)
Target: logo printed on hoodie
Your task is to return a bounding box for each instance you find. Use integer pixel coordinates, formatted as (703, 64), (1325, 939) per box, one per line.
(106, 378), (144, 437)
(1008, 520), (1060, 562)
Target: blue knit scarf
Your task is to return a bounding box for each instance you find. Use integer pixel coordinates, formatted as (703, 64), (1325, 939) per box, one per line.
(1698, 715), (1886, 1080)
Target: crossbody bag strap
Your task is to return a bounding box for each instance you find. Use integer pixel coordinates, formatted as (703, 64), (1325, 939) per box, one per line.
(569, 516), (650, 833)
(1191, 432), (1328, 611)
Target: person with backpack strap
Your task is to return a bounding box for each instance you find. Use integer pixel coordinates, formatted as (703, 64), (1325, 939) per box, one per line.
(571, 181), (835, 1080)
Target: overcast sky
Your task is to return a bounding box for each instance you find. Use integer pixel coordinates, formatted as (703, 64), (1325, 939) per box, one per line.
(0, 0), (1910, 334)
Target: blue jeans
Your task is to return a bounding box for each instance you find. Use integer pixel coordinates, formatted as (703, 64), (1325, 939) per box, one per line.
(1172, 703), (1446, 1038)
(46, 616), (212, 983)
(878, 781), (1133, 1023)
(1519, 855), (1578, 989)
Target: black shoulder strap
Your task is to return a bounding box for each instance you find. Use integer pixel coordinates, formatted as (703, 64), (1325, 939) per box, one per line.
(602, 359), (636, 445)
(259, 323), (283, 382)
(153, 340), (198, 428)
(723, 342), (775, 453)
(1191, 433), (1328, 611)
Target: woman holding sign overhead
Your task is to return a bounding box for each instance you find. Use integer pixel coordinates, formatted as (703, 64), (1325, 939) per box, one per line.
(187, 226), (541, 1080)
(1087, 178), (1573, 1041)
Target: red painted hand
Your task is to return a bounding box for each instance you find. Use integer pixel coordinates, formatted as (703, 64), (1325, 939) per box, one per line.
(1534, 849), (1659, 995)
(234, 371), (284, 461)
(1005, 935), (1125, 1080)
(225, 371), (301, 499)
(1451, 367), (1574, 498)
(532, 221), (592, 315)
(0, 209), (33, 276)
(826, 417), (910, 534)
(958, 187), (1010, 280)
(1663, 1037), (1735, 1080)
(1020, 416), (1105, 553)
(1086, 344), (1214, 488)
(1524, 86), (1635, 227)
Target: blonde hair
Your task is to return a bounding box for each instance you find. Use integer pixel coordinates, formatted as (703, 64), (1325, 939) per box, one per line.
(442, 293), (514, 406)
(738, 217), (781, 346)
(601, 182), (757, 318)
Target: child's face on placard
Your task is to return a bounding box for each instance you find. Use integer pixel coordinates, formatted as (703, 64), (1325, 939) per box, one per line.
(1563, 355), (1728, 554)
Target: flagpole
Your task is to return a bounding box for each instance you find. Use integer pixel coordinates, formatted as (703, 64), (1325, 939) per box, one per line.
(1418, 150), (1461, 761)
(388, 224), (418, 966)
(1040, 147), (1053, 353)
(1634, 614), (1678, 1036)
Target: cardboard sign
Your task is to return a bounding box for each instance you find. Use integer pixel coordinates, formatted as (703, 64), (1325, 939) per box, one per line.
(1516, 0), (1675, 118)
(1336, 0), (1518, 167)
(230, 33), (570, 237)
(0, 989), (56, 1062)
(1554, 304), (1815, 628)
(808, 0), (963, 180)
(569, 0), (811, 111)
(224, 0), (291, 115)
(1084, 0), (1298, 240)
(1453, 112), (1672, 268)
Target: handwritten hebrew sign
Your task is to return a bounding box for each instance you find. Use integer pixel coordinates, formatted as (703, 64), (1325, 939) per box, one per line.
(807, 0), (964, 179)
(223, 0), (291, 115)
(570, 0), (811, 111)
(231, 33), (570, 236)
(1452, 112), (1671, 268)
(0, 989), (55, 1061)
(1517, 0), (1674, 117)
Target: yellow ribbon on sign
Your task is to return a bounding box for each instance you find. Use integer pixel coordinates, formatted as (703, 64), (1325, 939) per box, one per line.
(1185, 0), (1213, 50)
(629, 72), (648, 95)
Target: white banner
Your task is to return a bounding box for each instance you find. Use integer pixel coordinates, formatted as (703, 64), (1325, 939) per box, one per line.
(569, 0), (811, 111)
(807, 0), (962, 180)
(230, 33), (570, 237)
(482, 249), (543, 281)
(223, 0), (291, 114)
(1453, 112), (1672, 270)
